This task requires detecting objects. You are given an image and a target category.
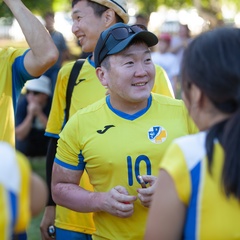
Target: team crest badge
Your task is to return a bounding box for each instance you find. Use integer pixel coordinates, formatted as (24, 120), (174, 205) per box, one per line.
(148, 126), (167, 144)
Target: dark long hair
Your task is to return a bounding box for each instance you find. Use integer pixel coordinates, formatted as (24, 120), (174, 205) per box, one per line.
(181, 27), (240, 199)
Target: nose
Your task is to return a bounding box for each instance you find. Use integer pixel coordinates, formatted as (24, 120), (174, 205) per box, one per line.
(134, 63), (147, 77)
(72, 21), (79, 35)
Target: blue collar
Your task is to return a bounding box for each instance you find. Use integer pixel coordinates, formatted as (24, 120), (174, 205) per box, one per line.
(106, 94), (152, 120)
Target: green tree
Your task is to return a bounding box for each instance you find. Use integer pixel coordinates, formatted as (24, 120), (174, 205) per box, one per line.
(135, 0), (240, 28)
(0, 0), (71, 18)
(134, 0), (191, 16)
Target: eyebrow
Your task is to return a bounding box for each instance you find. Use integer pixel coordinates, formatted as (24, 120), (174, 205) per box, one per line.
(72, 9), (81, 16)
(122, 49), (151, 57)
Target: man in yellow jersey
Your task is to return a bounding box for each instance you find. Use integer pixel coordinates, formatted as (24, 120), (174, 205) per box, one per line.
(41, 0), (174, 239)
(0, 142), (48, 240)
(51, 23), (197, 240)
(0, 0), (58, 147)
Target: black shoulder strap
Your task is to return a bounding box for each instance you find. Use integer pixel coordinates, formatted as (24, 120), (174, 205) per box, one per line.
(65, 59), (85, 121)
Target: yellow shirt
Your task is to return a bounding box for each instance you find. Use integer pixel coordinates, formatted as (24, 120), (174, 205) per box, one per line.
(0, 142), (31, 239)
(161, 132), (240, 240)
(46, 58), (175, 234)
(0, 47), (32, 146)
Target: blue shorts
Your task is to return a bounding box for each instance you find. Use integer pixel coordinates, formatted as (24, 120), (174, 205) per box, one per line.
(55, 227), (92, 240)
(12, 232), (27, 240)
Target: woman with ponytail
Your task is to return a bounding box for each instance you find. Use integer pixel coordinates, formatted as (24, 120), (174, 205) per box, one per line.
(145, 27), (240, 240)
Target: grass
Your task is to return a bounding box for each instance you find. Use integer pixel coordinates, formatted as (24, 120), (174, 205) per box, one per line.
(27, 157), (47, 240)
(27, 211), (44, 240)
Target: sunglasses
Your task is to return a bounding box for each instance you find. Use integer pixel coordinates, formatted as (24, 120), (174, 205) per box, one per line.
(97, 24), (147, 66)
(26, 90), (41, 95)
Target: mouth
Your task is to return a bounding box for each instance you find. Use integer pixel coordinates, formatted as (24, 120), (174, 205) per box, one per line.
(77, 35), (84, 44)
(131, 82), (148, 86)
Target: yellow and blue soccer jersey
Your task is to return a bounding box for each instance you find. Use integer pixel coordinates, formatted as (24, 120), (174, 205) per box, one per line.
(46, 59), (174, 138)
(0, 142), (31, 240)
(160, 132), (240, 240)
(0, 47), (32, 146)
(45, 57), (175, 234)
(55, 93), (197, 240)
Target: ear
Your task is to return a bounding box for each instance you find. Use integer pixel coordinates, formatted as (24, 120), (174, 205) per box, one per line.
(190, 83), (203, 108)
(102, 9), (117, 28)
(96, 67), (108, 87)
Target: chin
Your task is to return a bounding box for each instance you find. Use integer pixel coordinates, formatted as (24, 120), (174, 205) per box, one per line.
(133, 95), (150, 103)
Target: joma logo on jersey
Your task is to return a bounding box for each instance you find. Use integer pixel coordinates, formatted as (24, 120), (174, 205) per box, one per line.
(75, 78), (86, 85)
(148, 126), (167, 144)
(97, 125), (115, 134)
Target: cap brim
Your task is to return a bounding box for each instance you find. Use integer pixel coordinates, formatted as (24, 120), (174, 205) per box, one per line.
(108, 31), (158, 56)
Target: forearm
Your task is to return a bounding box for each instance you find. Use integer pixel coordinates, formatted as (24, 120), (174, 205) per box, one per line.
(15, 114), (33, 140)
(4, 0), (58, 76)
(46, 138), (57, 206)
(52, 182), (103, 213)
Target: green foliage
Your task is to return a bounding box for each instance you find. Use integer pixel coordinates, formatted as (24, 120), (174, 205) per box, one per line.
(0, 0), (51, 17)
(0, 0), (71, 18)
(53, 0), (71, 12)
(134, 0), (240, 19)
(1, 0), (240, 18)
(0, 2), (13, 18)
(134, 0), (192, 15)
(158, 0), (192, 9)
(23, 0), (53, 14)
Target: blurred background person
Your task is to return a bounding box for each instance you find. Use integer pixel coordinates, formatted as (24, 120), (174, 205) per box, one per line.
(0, 141), (48, 240)
(0, 0), (58, 147)
(151, 33), (179, 96)
(168, 24), (192, 97)
(135, 13), (149, 28)
(168, 24), (192, 72)
(15, 76), (52, 158)
(43, 11), (70, 94)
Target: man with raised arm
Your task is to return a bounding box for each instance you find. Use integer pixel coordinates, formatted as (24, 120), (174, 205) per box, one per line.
(0, 0), (58, 146)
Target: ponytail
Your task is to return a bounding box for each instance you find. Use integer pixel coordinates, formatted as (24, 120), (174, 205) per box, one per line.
(221, 109), (240, 199)
(206, 110), (240, 200)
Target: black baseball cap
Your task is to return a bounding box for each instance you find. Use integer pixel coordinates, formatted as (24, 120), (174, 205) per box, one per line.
(94, 23), (158, 68)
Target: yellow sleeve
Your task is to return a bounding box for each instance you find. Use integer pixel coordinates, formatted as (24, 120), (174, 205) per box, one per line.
(45, 62), (74, 137)
(152, 64), (175, 98)
(160, 143), (191, 205)
(14, 151), (31, 233)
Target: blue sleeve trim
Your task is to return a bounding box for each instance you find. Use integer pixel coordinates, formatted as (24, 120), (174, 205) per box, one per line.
(9, 191), (18, 230)
(184, 161), (201, 240)
(12, 49), (35, 113)
(54, 157), (84, 170)
(45, 132), (60, 139)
